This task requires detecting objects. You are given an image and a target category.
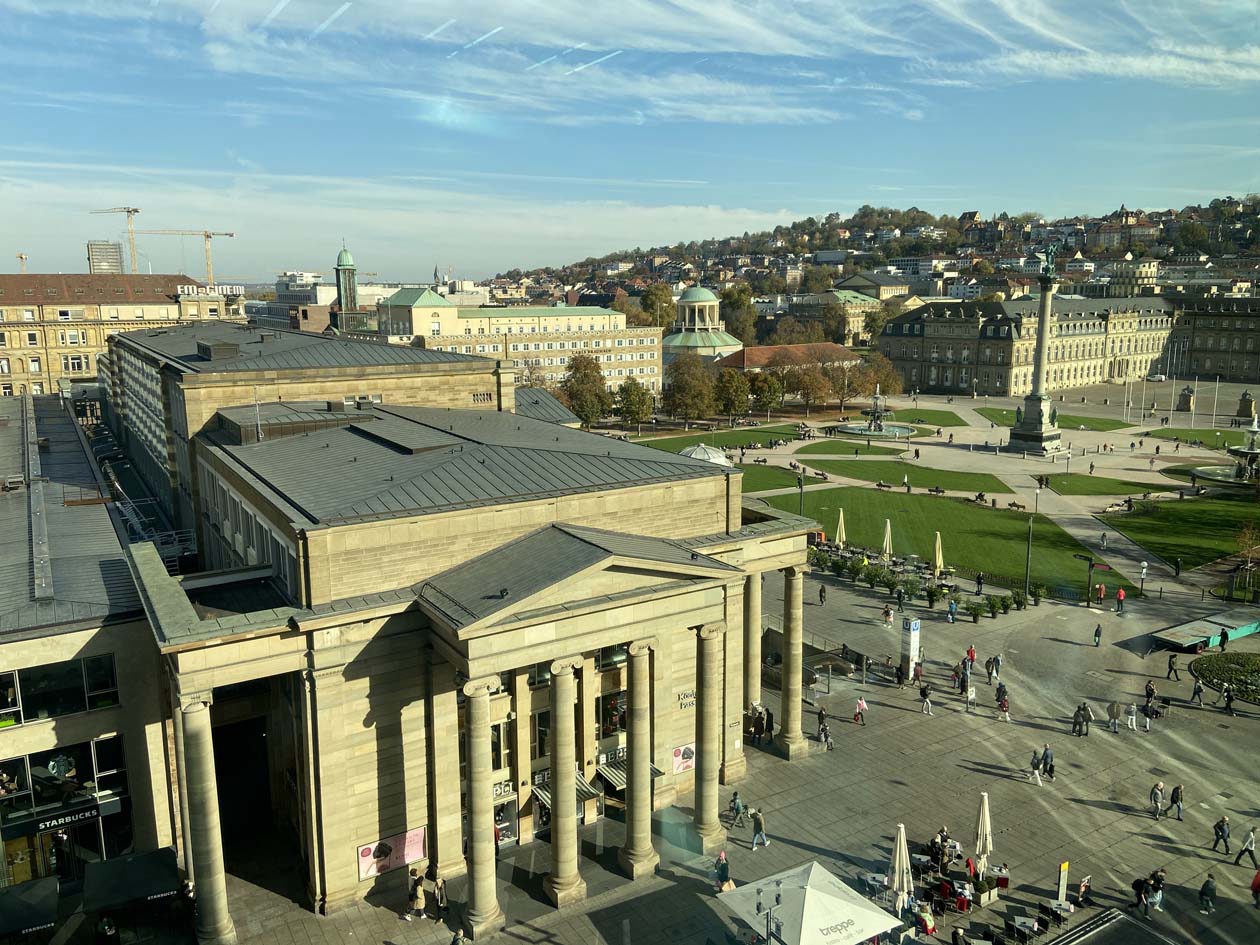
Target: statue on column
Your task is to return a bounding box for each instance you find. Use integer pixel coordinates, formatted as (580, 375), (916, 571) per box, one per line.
(1049, 408), (1058, 425)
(1041, 243), (1059, 278)
(1015, 406), (1023, 424)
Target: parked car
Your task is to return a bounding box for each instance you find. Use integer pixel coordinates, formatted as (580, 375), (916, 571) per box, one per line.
(1147, 373), (1167, 382)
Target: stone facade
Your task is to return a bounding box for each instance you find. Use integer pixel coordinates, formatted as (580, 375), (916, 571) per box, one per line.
(1176, 295), (1260, 382)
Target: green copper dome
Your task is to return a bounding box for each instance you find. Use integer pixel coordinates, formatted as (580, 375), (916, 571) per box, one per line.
(678, 286), (718, 303)
(336, 246), (355, 268)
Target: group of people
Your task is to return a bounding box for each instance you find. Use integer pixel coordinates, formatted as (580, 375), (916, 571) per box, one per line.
(1211, 817), (1260, 868)
(747, 705), (775, 746)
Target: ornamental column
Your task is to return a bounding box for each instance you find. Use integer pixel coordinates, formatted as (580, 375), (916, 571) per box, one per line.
(181, 698), (236, 945)
(1008, 260), (1063, 455)
(777, 566), (807, 760)
(462, 678), (505, 939)
(170, 690), (194, 884)
(694, 624), (726, 853)
(618, 640), (659, 879)
(544, 658), (587, 906)
(743, 573), (762, 710)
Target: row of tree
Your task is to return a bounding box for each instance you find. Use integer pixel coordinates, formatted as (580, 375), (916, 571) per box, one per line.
(556, 350), (903, 430)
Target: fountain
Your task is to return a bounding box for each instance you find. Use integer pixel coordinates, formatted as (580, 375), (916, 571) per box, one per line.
(824, 384), (917, 439)
(1183, 415), (1260, 486)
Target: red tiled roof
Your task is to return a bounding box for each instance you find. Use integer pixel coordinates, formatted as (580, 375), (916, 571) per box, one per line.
(0, 273), (200, 305)
(714, 342), (859, 370)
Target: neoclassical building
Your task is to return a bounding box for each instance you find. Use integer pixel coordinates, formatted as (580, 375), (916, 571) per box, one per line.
(121, 401), (812, 942)
(662, 286), (743, 365)
(878, 296), (1175, 396)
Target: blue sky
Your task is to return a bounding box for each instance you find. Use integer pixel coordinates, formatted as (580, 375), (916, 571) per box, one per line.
(3, 0), (1260, 282)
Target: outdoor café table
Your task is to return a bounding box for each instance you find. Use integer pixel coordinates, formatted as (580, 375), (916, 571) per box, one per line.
(1050, 900), (1074, 917)
(986, 865), (1010, 888)
(862, 872), (889, 902)
(911, 853), (935, 873)
(1013, 915), (1039, 935)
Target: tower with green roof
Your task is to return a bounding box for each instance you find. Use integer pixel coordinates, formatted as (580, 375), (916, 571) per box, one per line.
(662, 284), (743, 365)
(334, 242), (358, 313)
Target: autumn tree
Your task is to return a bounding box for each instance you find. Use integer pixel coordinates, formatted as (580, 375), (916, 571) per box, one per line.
(719, 284), (759, 345)
(749, 372), (783, 421)
(663, 351), (714, 429)
(786, 365), (831, 416)
(1239, 519), (1260, 569)
(611, 294), (652, 327)
(767, 316), (826, 347)
(639, 283), (676, 328)
(826, 360), (870, 410)
(558, 353), (612, 428)
(615, 376), (654, 435)
(800, 264), (837, 293)
(714, 368), (751, 426)
(864, 297), (904, 342)
(863, 352), (904, 395)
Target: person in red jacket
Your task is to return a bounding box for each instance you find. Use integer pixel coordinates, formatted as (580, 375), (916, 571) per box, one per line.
(1116, 587), (1126, 614)
(1250, 868), (1260, 909)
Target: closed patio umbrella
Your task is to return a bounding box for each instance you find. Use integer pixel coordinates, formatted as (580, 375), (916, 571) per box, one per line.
(933, 531), (943, 577)
(836, 509), (846, 548)
(882, 519), (893, 559)
(974, 791), (994, 879)
(890, 823), (914, 916)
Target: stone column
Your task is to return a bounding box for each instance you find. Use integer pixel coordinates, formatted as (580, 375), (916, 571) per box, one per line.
(694, 624), (726, 853)
(618, 640), (659, 879)
(544, 658), (587, 906)
(743, 572), (762, 710)
(462, 678), (505, 939)
(181, 699), (236, 945)
(777, 566), (807, 760)
(170, 691), (194, 884)
(1031, 274), (1057, 398)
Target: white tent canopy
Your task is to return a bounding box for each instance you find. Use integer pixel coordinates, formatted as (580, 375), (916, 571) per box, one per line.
(719, 861), (901, 945)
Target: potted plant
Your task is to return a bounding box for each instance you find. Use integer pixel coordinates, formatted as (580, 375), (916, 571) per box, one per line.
(976, 878), (1000, 907)
(965, 601), (985, 623)
(1012, 589), (1028, 611)
(879, 570), (899, 595)
(924, 586), (941, 608)
(999, 594), (1012, 614)
(986, 595), (1000, 618)
(866, 566), (880, 589)
(830, 558), (845, 579)
(1031, 583), (1047, 606)
(901, 576), (922, 602)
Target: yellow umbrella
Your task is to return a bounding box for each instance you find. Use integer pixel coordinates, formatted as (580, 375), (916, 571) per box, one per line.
(836, 509), (846, 548)
(933, 531), (943, 577)
(882, 519), (893, 559)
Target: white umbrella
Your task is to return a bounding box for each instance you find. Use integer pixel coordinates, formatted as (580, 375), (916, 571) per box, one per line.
(974, 792), (994, 879)
(836, 509), (846, 548)
(933, 531), (943, 578)
(890, 823), (914, 916)
(882, 519), (893, 559)
(719, 861), (901, 945)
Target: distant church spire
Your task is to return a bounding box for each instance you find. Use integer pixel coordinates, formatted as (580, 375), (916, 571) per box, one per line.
(433, 264), (441, 285)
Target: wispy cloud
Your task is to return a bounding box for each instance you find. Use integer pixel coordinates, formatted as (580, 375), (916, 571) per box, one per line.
(308, 2), (351, 38)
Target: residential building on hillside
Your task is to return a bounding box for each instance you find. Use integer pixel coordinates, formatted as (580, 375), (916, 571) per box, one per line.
(878, 296), (1175, 396)
(0, 274), (244, 398)
(837, 272), (912, 301)
(99, 321), (508, 530)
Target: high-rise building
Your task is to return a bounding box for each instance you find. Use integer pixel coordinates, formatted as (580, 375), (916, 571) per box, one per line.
(87, 240), (125, 274)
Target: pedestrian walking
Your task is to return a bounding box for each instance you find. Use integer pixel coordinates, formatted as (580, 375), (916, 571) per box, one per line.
(1149, 869), (1166, 912)
(751, 712), (764, 747)
(1116, 587), (1125, 613)
(1219, 628), (1229, 652)
(1096, 583), (1106, 606)
(882, 604), (894, 626)
(895, 662), (905, 689)
(1126, 702), (1138, 731)
(1107, 700), (1122, 733)
(1150, 781), (1165, 820)
(854, 696), (868, 726)
(1213, 682), (1231, 706)
(751, 808), (769, 849)
(1041, 744), (1055, 782)
(966, 644), (977, 670)
(1144, 680), (1157, 711)
(947, 597), (958, 623)
(729, 791), (748, 827)
(1071, 704), (1085, 737)
(1224, 688), (1236, 717)
(992, 653), (1002, 681)
(1199, 874), (1217, 914)
(1212, 816), (1231, 855)
(1166, 653), (1180, 681)
(1101, 531), (1108, 550)
(1081, 701), (1094, 735)
(1089, 462), (1095, 475)
(431, 876), (448, 921)
(817, 706), (827, 737)
(714, 850), (732, 892)
(403, 868), (422, 921)
(764, 709), (774, 743)
(1168, 784), (1185, 821)
(976, 572), (985, 595)
(1094, 623), (1102, 647)
(920, 682), (934, 716)
(984, 656), (994, 684)
(819, 584), (826, 606)
(1250, 868), (1260, 909)
(895, 586), (905, 613)
(1235, 828), (1258, 868)
(1029, 748), (1043, 786)
(1191, 678), (1205, 706)
(998, 693), (1011, 722)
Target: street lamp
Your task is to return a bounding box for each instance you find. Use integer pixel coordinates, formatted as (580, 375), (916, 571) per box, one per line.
(1140, 560), (1148, 597)
(1024, 487), (1040, 597)
(797, 473), (805, 517)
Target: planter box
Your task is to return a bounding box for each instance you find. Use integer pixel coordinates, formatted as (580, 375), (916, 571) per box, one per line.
(976, 888), (999, 908)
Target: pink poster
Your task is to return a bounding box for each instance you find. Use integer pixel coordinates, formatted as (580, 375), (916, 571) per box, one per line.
(357, 825), (427, 881)
(671, 743), (695, 774)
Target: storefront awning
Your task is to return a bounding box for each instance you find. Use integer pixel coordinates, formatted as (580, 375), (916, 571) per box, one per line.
(0, 876), (58, 936)
(596, 759), (664, 791)
(83, 847), (180, 913)
(531, 774), (600, 810)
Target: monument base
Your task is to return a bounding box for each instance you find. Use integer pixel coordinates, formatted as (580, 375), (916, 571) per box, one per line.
(1005, 394), (1064, 456)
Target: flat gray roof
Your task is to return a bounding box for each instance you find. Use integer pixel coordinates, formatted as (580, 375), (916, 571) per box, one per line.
(0, 396), (141, 634)
(512, 388), (580, 425)
(113, 321), (492, 374)
(209, 404), (728, 526)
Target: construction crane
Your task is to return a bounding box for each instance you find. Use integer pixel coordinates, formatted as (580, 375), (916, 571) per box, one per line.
(16, 254), (28, 274)
(90, 207), (141, 273)
(134, 230), (235, 285)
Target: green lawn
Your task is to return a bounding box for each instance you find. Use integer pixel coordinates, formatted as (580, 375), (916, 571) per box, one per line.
(640, 424), (798, 453)
(795, 440), (903, 457)
(1044, 473), (1174, 496)
(1101, 493), (1260, 570)
(737, 464), (805, 493)
(767, 487), (1133, 591)
(976, 407), (1130, 432)
(806, 460), (1013, 494)
(886, 408), (969, 427)
(1147, 427), (1254, 450)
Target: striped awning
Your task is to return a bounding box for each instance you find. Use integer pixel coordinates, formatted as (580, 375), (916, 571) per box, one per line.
(597, 759), (665, 791)
(531, 774), (600, 810)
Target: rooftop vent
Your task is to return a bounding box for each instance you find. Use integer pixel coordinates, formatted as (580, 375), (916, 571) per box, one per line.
(196, 341), (241, 361)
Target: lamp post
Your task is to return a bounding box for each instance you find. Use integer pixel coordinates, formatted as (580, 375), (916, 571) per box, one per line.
(756, 883), (787, 945)
(797, 473), (805, 517)
(1024, 487), (1040, 597)
(1140, 560), (1148, 597)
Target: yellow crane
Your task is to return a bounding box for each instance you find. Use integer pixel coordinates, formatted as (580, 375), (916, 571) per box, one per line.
(134, 229), (236, 285)
(90, 206), (141, 273)
(16, 254), (28, 274)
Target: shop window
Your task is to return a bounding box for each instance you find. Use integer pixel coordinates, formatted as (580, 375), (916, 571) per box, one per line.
(0, 756), (32, 828)
(29, 742), (96, 810)
(597, 690), (627, 739)
(17, 660), (88, 720)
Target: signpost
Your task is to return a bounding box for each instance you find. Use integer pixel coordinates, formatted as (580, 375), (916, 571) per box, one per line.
(1074, 553), (1093, 601)
(1057, 861), (1070, 903)
(901, 617), (921, 679)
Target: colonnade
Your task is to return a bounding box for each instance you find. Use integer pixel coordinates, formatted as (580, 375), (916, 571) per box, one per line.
(741, 564), (807, 759)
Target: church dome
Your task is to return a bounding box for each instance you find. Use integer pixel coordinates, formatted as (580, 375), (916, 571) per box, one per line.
(336, 247), (355, 268)
(678, 286), (718, 303)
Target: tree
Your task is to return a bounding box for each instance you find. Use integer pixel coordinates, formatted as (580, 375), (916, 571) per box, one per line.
(826, 361), (871, 410)
(611, 294), (652, 327)
(663, 351), (714, 428)
(864, 352), (904, 395)
(767, 316), (826, 346)
(864, 298), (904, 342)
(615, 376), (654, 435)
(800, 264), (837, 293)
(639, 283), (676, 328)
(720, 284), (759, 345)
(714, 368), (751, 426)
(558, 353), (612, 428)
(749, 372), (783, 421)
(973, 259), (995, 276)
(1176, 222), (1210, 253)
(786, 365), (831, 416)
(1239, 520), (1260, 569)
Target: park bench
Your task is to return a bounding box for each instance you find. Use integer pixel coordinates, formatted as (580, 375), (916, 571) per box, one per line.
(875, 481), (893, 491)
(1008, 501), (1026, 511)
(927, 486), (946, 495)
